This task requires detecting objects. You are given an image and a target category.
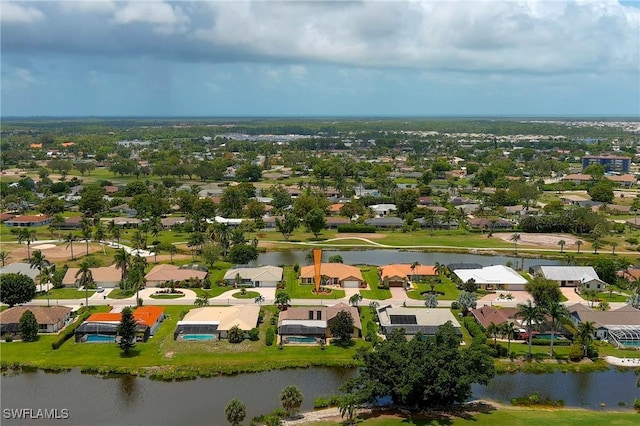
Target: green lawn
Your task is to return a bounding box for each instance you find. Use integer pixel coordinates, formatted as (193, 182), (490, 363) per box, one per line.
(0, 305), (364, 376)
(359, 267), (392, 300)
(35, 288), (96, 299)
(107, 289), (136, 299)
(313, 407), (640, 425)
(407, 278), (460, 301)
(283, 267), (346, 300)
(232, 290), (261, 299)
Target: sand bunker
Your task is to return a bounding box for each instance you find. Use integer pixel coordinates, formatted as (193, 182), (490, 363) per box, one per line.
(32, 244), (56, 250)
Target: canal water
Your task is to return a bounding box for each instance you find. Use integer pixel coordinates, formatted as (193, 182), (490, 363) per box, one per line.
(1, 368), (638, 425)
(255, 249), (564, 269)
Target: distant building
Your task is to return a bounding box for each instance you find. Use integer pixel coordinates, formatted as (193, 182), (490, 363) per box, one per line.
(582, 155), (630, 173)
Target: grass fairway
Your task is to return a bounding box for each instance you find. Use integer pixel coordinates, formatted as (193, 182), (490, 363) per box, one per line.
(312, 406), (640, 425)
(0, 305), (364, 377)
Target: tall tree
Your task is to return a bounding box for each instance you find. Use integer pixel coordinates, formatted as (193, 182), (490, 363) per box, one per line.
(29, 250), (48, 292)
(19, 310), (38, 342)
(114, 248), (130, 288)
(500, 321), (518, 354)
(577, 321), (596, 358)
(275, 213), (299, 241)
(329, 310), (355, 345)
(117, 307), (137, 355)
(0, 251), (8, 267)
(64, 233), (77, 260)
(517, 300), (544, 358)
(75, 260), (94, 306)
(17, 228), (37, 261)
(510, 232), (521, 256)
(0, 273), (36, 307)
(304, 208), (326, 239)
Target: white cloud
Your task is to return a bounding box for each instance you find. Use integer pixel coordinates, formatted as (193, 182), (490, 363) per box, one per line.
(60, 1), (117, 14)
(0, 2), (45, 23)
(111, 1), (189, 33)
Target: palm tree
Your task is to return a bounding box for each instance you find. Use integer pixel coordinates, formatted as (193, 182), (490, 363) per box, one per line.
(51, 213), (65, 241)
(517, 300), (544, 358)
(254, 294), (265, 305)
(577, 321), (596, 358)
(29, 250), (48, 292)
(166, 244), (178, 263)
(0, 251), (8, 267)
(114, 248), (131, 288)
(545, 301), (568, 358)
(409, 261), (420, 284)
(338, 394), (359, 425)
(592, 239), (603, 254)
(510, 232), (521, 256)
(557, 239), (566, 253)
(224, 398), (246, 426)
(17, 228), (37, 261)
(211, 223), (231, 256)
(575, 240), (583, 254)
(131, 229), (146, 251)
(349, 293), (363, 307)
(94, 222), (106, 254)
(75, 260), (94, 307)
(486, 322), (499, 347)
(280, 385), (304, 417)
(500, 322), (518, 355)
(81, 226), (92, 256)
(610, 241), (618, 255)
(582, 289), (598, 308)
(194, 293), (210, 307)
(434, 261), (445, 283)
(187, 231), (205, 261)
(64, 232), (77, 260)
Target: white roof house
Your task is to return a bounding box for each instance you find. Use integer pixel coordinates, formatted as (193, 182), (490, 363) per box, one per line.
(370, 204), (397, 217)
(453, 265), (528, 291)
(533, 266), (600, 287)
(223, 266), (283, 287)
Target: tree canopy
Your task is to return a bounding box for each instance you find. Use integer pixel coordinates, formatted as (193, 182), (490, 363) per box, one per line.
(342, 323), (495, 408)
(0, 273), (36, 307)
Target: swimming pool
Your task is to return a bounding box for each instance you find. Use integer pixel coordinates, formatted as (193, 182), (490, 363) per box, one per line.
(85, 334), (115, 343)
(181, 334), (215, 341)
(285, 336), (318, 344)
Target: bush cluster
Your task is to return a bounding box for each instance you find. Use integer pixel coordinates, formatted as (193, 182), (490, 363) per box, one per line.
(265, 327), (276, 346)
(337, 224), (377, 233)
(51, 311), (92, 350)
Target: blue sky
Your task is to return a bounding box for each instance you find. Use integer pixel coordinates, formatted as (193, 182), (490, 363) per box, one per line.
(1, 0), (639, 117)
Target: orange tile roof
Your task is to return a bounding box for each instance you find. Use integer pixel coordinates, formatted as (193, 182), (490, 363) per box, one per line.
(329, 203), (344, 213)
(30, 143), (43, 149)
(86, 306), (164, 328)
(6, 214), (51, 223)
(61, 142), (75, 147)
(299, 263), (363, 282)
(379, 264), (437, 280)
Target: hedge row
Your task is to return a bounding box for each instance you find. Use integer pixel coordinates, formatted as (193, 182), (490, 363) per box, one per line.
(51, 311), (92, 350)
(337, 224), (377, 233)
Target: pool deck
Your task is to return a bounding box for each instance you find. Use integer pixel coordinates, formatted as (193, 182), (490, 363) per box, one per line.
(604, 356), (640, 367)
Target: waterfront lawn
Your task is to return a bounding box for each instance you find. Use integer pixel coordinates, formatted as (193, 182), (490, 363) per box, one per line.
(35, 288), (96, 299)
(313, 407), (640, 425)
(359, 267), (391, 300)
(0, 305), (363, 376)
(283, 267), (346, 300)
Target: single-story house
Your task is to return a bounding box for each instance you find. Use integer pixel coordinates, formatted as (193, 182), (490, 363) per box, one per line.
(223, 266), (283, 288)
(1, 306), (72, 336)
(364, 217), (404, 229)
(378, 264), (437, 287)
(568, 304), (640, 348)
(466, 217), (513, 231)
(370, 204), (397, 217)
(325, 217), (351, 229)
(376, 305), (461, 336)
(277, 302), (362, 341)
(62, 264), (121, 288)
(145, 264), (209, 287)
(174, 306), (260, 340)
(299, 263), (364, 288)
(532, 265), (603, 288)
(4, 215), (52, 227)
(470, 306), (520, 329)
(0, 262), (41, 280)
(160, 217), (186, 229)
(75, 306), (165, 342)
(453, 265), (528, 291)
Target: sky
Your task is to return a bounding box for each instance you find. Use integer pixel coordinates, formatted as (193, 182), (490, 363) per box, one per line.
(1, 0), (639, 117)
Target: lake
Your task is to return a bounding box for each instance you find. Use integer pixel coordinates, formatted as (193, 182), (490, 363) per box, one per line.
(255, 249), (563, 269)
(1, 367), (638, 425)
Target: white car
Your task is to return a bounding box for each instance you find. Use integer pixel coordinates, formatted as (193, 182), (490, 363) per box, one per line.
(96, 287), (105, 293)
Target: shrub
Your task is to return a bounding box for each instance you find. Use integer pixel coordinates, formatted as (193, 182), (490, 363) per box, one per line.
(228, 325), (244, 343)
(568, 343), (583, 361)
(634, 399), (640, 413)
(450, 301), (460, 310)
(531, 338), (570, 346)
(3, 334), (13, 342)
(52, 311), (92, 350)
(337, 224), (377, 233)
(248, 328), (260, 341)
(313, 395), (341, 409)
(265, 327), (276, 346)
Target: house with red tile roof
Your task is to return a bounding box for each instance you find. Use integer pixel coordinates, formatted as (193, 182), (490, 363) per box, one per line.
(4, 214), (52, 227)
(82, 306), (165, 338)
(470, 305), (520, 329)
(299, 263), (363, 288)
(378, 264), (438, 287)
